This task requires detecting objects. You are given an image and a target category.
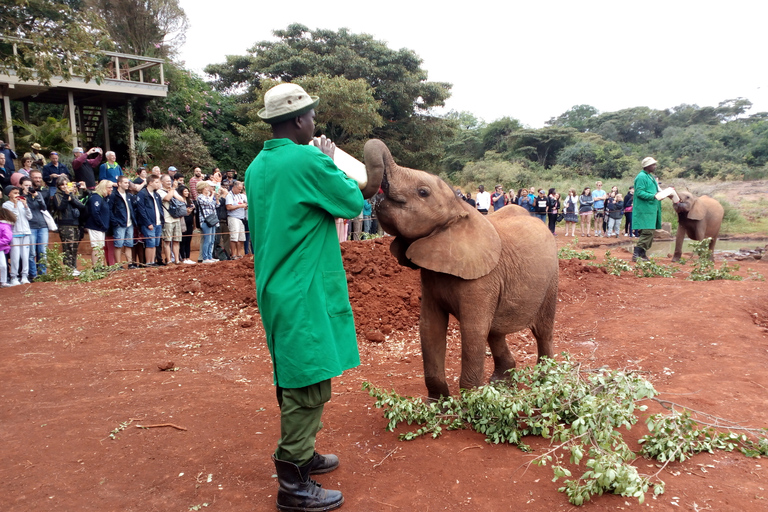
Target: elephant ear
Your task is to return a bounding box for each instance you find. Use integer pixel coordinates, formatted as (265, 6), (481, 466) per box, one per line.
(687, 196), (707, 221)
(405, 206), (502, 280)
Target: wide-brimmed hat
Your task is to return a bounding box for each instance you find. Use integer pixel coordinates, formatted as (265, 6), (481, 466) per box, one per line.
(641, 157), (657, 168)
(31, 143), (41, 150)
(257, 83), (319, 124)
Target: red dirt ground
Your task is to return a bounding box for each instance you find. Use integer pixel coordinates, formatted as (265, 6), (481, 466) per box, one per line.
(2, 235), (768, 511)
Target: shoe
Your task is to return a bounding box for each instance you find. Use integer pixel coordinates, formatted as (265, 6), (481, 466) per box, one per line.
(72, 269), (81, 276)
(632, 247), (650, 262)
(202, 259), (215, 263)
(624, 233), (629, 237)
(309, 452), (340, 475)
(273, 455), (343, 512)
(9, 278), (20, 286)
(128, 263), (139, 269)
(20, 276), (30, 284)
(183, 259), (196, 264)
(0, 282), (10, 288)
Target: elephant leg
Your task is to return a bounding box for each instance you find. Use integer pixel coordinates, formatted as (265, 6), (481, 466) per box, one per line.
(419, 295), (450, 400)
(708, 235), (718, 260)
(488, 332), (515, 382)
(672, 224), (686, 262)
(458, 323), (490, 392)
(530, 283), (557, 362)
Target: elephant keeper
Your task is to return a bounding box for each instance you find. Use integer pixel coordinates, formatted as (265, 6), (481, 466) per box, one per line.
(244, 83), (364, 512)
(632, 157), (662, 261)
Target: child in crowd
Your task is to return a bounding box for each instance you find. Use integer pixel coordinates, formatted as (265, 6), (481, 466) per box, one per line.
(2, 185), (33, 285)
(0, 206), (16, 287)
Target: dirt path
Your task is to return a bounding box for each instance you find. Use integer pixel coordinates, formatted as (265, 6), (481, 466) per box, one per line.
(1, 237), (767, 511)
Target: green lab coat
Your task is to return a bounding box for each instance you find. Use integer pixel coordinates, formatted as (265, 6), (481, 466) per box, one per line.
(245, 139), (364, 388)
(632, 169), (661, 230)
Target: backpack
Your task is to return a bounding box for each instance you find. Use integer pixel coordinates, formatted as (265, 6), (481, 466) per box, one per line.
(165, 197), (187, 218)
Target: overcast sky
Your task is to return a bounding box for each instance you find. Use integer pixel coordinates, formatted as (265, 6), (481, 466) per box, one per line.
(178, 0), (768, 127)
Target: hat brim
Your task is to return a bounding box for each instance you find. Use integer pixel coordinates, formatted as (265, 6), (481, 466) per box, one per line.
(257, 97), (319, 125)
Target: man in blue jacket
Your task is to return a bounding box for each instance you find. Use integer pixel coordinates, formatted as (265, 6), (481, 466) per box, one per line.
(111, 176), (137, 268)
(42, 151), (71, 189)
(135, 175), (164, 267)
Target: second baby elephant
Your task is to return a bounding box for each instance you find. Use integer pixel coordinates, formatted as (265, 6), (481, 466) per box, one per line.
(672, 190), (724, 262)
(365, 139), (559, 399)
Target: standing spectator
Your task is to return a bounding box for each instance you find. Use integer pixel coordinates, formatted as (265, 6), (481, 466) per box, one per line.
(72, 147), (103, 190)
(516, 188), (531, 211)
(605, 191), (624, 237)
(157, 174), (184, 265)
(98, 151), (123, 185)
(244, 83), (361, 510)
(21, 174), (49, 279)
(464, 191), (475, 208)
(196, 181), (218, 263)
(214, 186), (231, 260)
(188, 167), (203, 200)
(476, 185), (491, 214)
(0, 153), (10, 188)
(177, 185), (196, 264)
(591, 181), (607, 237)
(226, 181), (247, 259)
(547, 188), (560, 235)
(491, 185), (506, 211)
(209, 169), (223, 193)
(623, 186), (635, 237)
(167, 166), (178, 181)
(362, 198), (372, 235)
(85, 180), (112, 268)
(132, 167), (148, 192)
(0, 140), (18, 173)
(632, 157), (662, 261)
(42, 151), (71, 189)
(0, 206), (14, 287)
(50, 177), (87, 275)
(349, 209), (363, 241)
(17, 156), (34, 178)
(25, 143), (46, 169)
(110, 176), (137, 269)
(563, 189), (579, 236)
(221, 169), (236, 191)
(135, 175), (164, 267)
(507, 188), (517, 206)
(150, 166), (162, 177)
(532, 189), (548, 222)
(578, 187), (594, 237)
(2, 185), (32, 285)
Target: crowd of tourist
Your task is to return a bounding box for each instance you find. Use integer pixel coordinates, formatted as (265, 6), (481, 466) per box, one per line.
(459, 181), (637, 238)
(0, 142), (254, 287)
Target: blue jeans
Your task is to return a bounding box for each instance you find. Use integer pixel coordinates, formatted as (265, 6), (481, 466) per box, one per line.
(28, 228), (48, 277)
(535, 213), (547, 223)
(200, 222), (215, 261)
(363, 217), (371, 234)
(113, 225), (135, 248)
(141, 224), (162, 248)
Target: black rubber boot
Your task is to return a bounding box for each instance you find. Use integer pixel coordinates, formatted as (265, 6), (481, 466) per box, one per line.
(273, 455), (344, 512)
(309, 452), (339, 475)
(632, 246), (645, 262)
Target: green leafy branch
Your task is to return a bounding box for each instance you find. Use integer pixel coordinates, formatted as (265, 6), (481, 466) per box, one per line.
(688, 238), (741, 281)
(558, 239), (595, 260)
(364, 356), (768, 506)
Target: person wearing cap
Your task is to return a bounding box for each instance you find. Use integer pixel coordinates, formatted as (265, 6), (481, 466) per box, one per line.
(42, 151), (71, 188)
(24, 142), (46, 169)
(244, 83), (363, 511)
(632, 157), (662, 261)
(72, 147), (103, 190)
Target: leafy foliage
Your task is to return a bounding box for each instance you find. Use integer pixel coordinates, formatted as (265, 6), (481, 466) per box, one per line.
(1, 0), (114, 85)
(633, 257), (678, 278)
(13, 117), (75, 154)
(558, 239), (595, 260)
(138, 126), (215, 172)
(687, 238), (742, 281)
(591, 250), (633, 275)
(366, 356), (768, 506)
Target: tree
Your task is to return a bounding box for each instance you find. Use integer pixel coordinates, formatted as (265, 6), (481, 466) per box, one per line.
(546, 105), (599, 132)
(507, 127), (577, 168)
(1, 0), (114, 85)
(482, 117), (523, 153)
(85, 0), (188, 58)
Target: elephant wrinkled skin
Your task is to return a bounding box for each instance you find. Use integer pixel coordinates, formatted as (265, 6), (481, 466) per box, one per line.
(672, 191), (724, 262)
(365, 139), (559, 399)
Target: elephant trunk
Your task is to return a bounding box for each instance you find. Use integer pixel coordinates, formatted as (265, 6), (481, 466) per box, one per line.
(364, 139), (396, 197)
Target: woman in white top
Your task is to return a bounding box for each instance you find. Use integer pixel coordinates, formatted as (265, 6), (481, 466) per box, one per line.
(2, 185), (33, 285)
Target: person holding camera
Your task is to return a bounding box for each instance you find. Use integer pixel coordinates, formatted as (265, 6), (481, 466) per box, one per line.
(50, 177), (88, 274)
(72, 147), (103, 190)
(2, 184), (33, 285)
(20, 173), (49, 279)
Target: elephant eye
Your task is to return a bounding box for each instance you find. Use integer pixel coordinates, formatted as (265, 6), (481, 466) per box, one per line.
(417, 187), (430, 198)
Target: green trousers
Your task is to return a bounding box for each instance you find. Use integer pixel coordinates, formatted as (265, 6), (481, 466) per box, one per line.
(636, 229), (655, 251)
(275, 379), (331, 466)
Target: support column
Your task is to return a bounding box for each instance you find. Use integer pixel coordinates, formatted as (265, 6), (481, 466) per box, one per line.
(101, 101), (110, 152)
(127, 101), (136, 169)
(22, 101), (30, 123)
(2, 90), (14, 148)
(67, 91), (77, 148)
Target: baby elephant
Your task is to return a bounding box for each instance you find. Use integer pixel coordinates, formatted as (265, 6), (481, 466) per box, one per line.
(365, 139), (558, 399)
(672, 191), (725, 262)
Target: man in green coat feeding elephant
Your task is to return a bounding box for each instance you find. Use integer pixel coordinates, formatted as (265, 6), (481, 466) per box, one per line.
(632, 157), (663, 261)
(245, 83), (365, 511)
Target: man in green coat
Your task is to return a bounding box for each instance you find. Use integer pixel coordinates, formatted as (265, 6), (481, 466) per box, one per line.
(632, 157), (662, 261)
(245, 83), (364, 511)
